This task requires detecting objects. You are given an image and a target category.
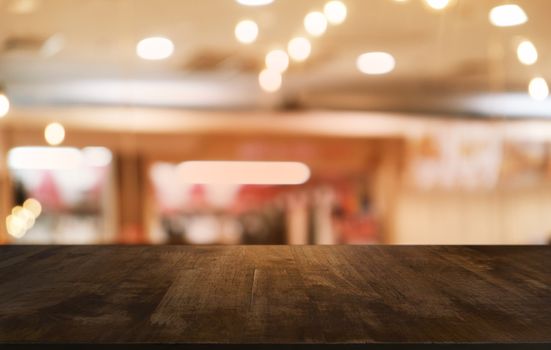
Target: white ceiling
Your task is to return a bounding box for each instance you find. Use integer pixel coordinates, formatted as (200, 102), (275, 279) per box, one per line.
(0, 0), (550, 116)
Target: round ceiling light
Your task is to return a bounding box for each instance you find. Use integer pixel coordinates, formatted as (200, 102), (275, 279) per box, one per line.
(489, 4), (527, 27)
(356, 52), (396, 75)
(324, 1), (347, 25)
(304, 11), (328, 37)
(288, 37), (312, 62)
(235, 20), (259, 44)
(136, 37), (174, 60)
(265, 49), (289, 73)
(44, 122), (66, 146)
(258, 69), (282, 93)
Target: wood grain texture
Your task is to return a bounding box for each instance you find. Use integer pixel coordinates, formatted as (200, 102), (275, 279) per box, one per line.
(0, 245), (550, 349)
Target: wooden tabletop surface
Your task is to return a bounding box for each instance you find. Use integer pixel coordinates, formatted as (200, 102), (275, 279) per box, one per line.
(0, 245), (550, 349)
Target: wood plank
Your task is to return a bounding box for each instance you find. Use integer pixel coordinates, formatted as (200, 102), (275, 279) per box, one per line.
(0, 245), (549, 349)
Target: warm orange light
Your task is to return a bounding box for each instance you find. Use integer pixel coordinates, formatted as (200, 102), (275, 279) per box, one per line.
(235, 20), (259, 44)
(265, 49), (289, 73)
(44, 122), (65, 146)
(288, 37), (311, 62)
(23, 198), (42, 218)
(258, 69), (282, 93)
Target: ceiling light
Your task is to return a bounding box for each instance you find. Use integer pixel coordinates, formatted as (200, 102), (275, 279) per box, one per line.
(0, 93), (9, 118)
(178, 161), (310, 185)
(324, 1), (347, 25)
(44, 122), (65, 146)
(356, 52), (395, 75)
(517, 40), (538, 65)
(236, 0), (274, 6)
(489, 4), (527, 27)
(136, 37), (174, 60)
(258, 69), (282, 93)
(528, 77), (549, 101)
(424, 0), (450, 10)
(265, 49), (289, 73)
(287, 37), (311, 62)
(304, 11), (328, 37)
(234, 20), (258, 44)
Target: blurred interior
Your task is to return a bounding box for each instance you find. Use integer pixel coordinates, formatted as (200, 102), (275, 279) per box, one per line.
(1, 0), (551, 245)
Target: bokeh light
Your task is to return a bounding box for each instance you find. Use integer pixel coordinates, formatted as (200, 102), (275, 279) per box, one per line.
(234, 20), (259, 44)
(324, 1), (347, 25)
(517, 40), (538, 65)
(258, 69), (282, 93)
(44, 122), (66, 146)
(304, 11), (328, 37)
(356, 52), (396, 75)
(528, 77), (549, 101)
(287, 37), (312, 62)
(136, 37), (174, 60)
(265, 49), (289, 73)
(489, 4), (527, 27)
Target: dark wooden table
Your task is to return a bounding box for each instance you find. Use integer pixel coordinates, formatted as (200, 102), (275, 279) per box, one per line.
(0, 245), (550, 349)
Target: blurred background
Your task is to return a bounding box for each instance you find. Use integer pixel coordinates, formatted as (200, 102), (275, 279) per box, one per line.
(1, 0), (551, 245)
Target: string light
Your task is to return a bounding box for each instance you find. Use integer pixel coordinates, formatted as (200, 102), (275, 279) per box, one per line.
(287, 37), (312, 62)
(304, 11), (328, 37)
(44, 122), (65, 146)
(324, 1), (347, 25)
(234, 20), (258, 44)
(258, 69), (282, 93)
(265, 49), (289, 73)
